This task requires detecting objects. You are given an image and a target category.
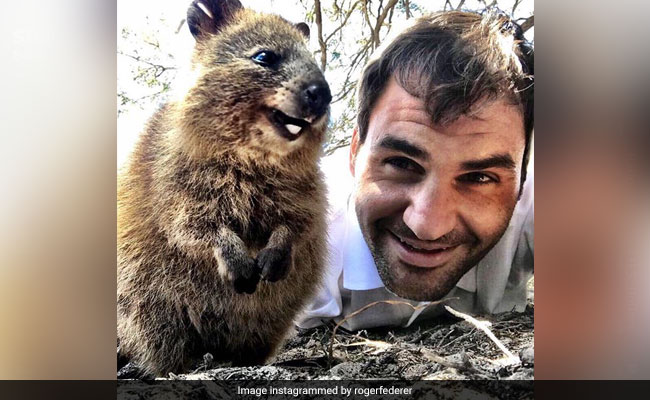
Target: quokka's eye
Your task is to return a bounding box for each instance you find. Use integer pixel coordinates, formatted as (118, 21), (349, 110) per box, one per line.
(251, 50), (280, 67)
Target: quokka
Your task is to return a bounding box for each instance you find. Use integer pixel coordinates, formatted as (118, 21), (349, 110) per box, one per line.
(117, 0), (331, 376)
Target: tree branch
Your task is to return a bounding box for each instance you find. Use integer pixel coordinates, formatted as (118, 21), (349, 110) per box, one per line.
(118, 51), (176, 72)
(371, 0), (399, 49)
(325, 0), (362, 43)
(175, 18), (186, 34)
(362, 1), (374, 45)
(520, 15), (534, 32)
(324, 139), (352, 155)
(332, 79), (357, 104)
(314, 0), (328, 70)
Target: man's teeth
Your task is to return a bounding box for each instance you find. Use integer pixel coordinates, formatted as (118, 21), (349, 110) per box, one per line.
(398, 236), (449, 251)
(285, 124), (302, 135)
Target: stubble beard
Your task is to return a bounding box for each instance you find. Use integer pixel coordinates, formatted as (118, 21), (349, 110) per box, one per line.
(363, 219), (508, 301)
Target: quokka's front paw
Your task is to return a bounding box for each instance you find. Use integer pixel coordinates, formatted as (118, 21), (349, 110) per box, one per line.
(256, 245), (292, 282)
(231, 256), (260, 294)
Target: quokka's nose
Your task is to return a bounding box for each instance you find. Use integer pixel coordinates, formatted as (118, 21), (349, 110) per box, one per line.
(301, 82), (332, 117)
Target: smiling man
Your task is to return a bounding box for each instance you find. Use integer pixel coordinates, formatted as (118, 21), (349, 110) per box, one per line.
(300, 11), (534, 330)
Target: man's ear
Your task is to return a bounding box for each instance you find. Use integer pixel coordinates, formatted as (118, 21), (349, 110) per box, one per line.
(349, 127), (360, 177)
(187, 0), (243, 41)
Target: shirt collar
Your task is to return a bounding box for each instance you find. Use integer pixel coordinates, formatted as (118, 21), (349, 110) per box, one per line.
(341, 198), (385, 290)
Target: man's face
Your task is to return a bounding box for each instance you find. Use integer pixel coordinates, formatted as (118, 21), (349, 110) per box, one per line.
(350, 77), (525, 300)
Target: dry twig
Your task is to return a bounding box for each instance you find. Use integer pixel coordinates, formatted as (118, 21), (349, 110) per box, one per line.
(418, 347), (473, 371)
(327, 298), (454, 364)
(444, 305), (519, 364)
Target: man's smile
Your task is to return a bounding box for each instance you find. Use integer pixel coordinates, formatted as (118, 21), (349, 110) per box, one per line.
(386, 230), (460, 268)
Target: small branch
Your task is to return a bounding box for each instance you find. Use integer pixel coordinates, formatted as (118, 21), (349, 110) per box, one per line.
(362, 2), (374, 45)
(118, 51), (176, 72)
(435, 328), (455, 347)
(324, 139), (351, 155)
(175, 18), (186, 34)
(328, 298), (454, 364)
(332, 79), (356, 103)
(142, 38), (161, 49)
(128, 88), (169, 104)
(330, 40), (371, 105)
(371, 0), (399, 49)
(348, 40), (372, 71)
(325, 0), (362, 43)
(444, 305), (518, 364)
(341, 338), (392, 354)
(439, 329), (474, 349)
(419, 347), (473, 371)
(314, 0), (328, 70)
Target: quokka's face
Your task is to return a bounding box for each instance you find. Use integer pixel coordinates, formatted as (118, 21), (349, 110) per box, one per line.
(182, 2), (331, 158)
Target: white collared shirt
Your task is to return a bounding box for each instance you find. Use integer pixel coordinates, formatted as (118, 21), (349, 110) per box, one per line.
(298, 147), (534, 330)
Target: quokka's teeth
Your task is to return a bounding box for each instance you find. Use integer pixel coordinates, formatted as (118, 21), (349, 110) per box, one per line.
(285, 124), (302, 135)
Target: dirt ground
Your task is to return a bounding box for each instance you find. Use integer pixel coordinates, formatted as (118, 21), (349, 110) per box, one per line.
(119, 278), (534, 381)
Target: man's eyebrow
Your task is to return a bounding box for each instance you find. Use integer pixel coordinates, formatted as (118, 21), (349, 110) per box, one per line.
(461, 154), (516, 171)
(377, 136), (428, 160)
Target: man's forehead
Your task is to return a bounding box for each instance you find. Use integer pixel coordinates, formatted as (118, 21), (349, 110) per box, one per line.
(375, 78), (427, 116)
(437, 101), (525, 137)
(372, 78), (525, 138)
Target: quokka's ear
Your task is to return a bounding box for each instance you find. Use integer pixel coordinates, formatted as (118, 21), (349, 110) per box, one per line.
(187, 0), (243, 41)
(294, 22), (310, 39)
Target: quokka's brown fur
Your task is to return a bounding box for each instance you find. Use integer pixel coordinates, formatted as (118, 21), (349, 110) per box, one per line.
(117, 0), (331, 376)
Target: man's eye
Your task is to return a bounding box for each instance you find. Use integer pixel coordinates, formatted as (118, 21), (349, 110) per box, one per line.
(251, 50), (280, 67)
(457, 172), (497, 184)
(385, 157), (422, 173)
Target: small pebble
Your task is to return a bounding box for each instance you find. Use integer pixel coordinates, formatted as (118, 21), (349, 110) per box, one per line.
(329, 362), (362, 378)
(519, 346), (534, 366)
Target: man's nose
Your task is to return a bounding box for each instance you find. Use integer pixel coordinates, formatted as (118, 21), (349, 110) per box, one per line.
(402, 181), (457, 241)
